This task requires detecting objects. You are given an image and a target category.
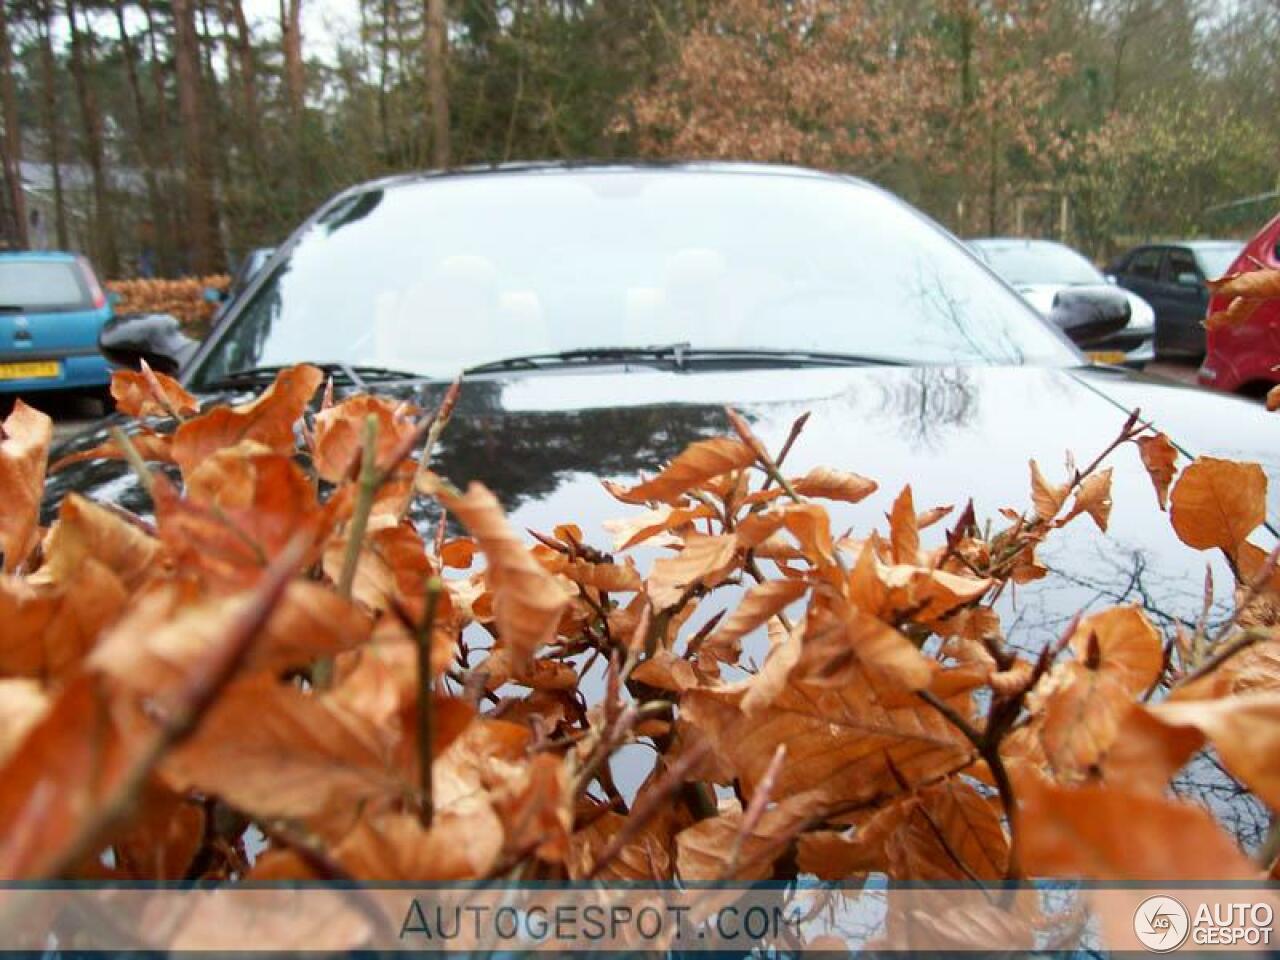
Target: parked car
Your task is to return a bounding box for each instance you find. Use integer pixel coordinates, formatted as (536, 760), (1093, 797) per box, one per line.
(208, 246), (277, 322)
(0, 251), (114, 403)
(1106, 240), (1242, 360)
(1199, 213), (1280, 394)
(969, 237), (1153, 367)
(57, 165), (1278, 837)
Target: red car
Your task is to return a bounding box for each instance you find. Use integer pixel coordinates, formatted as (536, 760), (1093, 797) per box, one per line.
(1199, 212), (1280, 393)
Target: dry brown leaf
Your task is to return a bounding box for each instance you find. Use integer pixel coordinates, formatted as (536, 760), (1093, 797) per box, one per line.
(1017, 779), (1256, 880)
(682, 671), (974, 814)
(606, 436), (756, 505)
(706, 577), (806, 650)
(0, 678), (48, 766)
(311, 394), (420, 484)
(794, 606), (932, 691)
(329, 808), (504, 880)
(602, 503), (716, 551)
(1144, 694), (1280, 810)
(791, 466), (877, 503)
(48, 426), (175, 472)
(1029, 460), (1068, 522)
(1207, 268), (1280, 301)
(162, 676), (406, 840)
(322, 518), (435, 618)
(0, 400), (52, 573)
(32, 494), (161, 592)
(110, 780), (206, 880)
(647, 533), (738, 610)
(0, 673), (146, 878)
(1170, 456), (1266, 552)
(110, 366), (200, 419)
(171, 364), (323, 478)
(885, 779), (1009, 881)
(568, 808), (677, 881)
(92, 580), (372, 688)
(1133, 433), (1178, 511)
(888, 485), (920, 565)
(1060, 468), (1113, 532)
(1067, 606), (1163, 696)
(1206, 295), (1263, 331)
(0, 562), (129, 681)
(437, 483), (570, 667)
(1035, 662), (1132, 780)
(674, 799), (808, 881)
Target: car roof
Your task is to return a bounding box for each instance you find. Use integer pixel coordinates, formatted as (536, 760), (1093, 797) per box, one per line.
(969, 237), (1070, 249)
(336, 160), (862, 199)
(0, 250), (78, 263)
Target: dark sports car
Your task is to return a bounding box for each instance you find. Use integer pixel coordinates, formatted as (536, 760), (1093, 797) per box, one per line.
(55, 164), (1279, 841)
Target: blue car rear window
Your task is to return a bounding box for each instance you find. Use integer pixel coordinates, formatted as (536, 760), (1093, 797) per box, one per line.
(0, 261), (92, 313)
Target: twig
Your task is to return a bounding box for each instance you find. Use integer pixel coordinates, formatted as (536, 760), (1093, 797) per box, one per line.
(916, 688), (1021, 884)
(336, 415), (381, 599)
(721, 744), (786, 880)
(399, 377), (461, 521)
(586, 742), (710, 879)
(109, 426), (155, 499)
(1177, 627), (1270, 689)
(139, 357), (186, 422)
(39, 535), (306, 881)
(725, 406), (801, 504)
(415, 576), (444, 828)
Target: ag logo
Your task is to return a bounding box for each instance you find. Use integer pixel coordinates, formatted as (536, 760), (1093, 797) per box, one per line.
(1134, 895), (1190, 952)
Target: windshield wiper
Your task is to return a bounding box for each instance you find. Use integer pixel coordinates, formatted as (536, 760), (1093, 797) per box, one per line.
(205, 362), (430, 390)
(464, 342), (693, 375)
(464, 344), (908, 375)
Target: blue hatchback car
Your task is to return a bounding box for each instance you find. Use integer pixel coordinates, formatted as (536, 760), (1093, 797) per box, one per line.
(0, 251), (114, 399)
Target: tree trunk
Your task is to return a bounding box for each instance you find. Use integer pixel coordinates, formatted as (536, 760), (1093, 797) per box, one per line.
(425, 0), (449, 168)
(227, 0), (262, 155)
(0, 0), (27, 248)
(140, 0), (182, 273)
(36, 0), (67, 249)
(172, 0), (221, 273)
(66, 0), (120, 274)
(113, 0), (170, 275)
(282, 0), (305, 117)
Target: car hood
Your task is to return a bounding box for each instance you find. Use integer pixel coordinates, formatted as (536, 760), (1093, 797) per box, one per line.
(1017, 283), (1154, 334)
(46, 363), (1279, 654)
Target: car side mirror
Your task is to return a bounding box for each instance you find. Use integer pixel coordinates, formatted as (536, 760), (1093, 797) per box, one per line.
(98, 312), (198, 377)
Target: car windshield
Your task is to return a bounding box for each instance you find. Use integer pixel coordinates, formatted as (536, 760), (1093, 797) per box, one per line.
(189, 170), (1077, 386)
(1193, 244), (1242, 280)
(973, 240), (1104, 287)
(0, 260), (93, 313)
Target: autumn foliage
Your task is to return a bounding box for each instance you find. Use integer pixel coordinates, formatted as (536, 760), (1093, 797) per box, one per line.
(106, 276), (232, 333)
(2, 364), (1280, 928)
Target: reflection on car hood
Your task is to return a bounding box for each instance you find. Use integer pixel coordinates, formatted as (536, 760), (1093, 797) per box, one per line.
(45, 362), (1278, 841)
(48, 363), (1278, 635)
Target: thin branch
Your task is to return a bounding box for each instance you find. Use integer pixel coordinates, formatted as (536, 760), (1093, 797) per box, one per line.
(414, 575), (444, 828)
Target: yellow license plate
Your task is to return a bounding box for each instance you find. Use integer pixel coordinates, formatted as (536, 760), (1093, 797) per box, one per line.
(1088, 351), (1127, 365)
(0, 361), (62, 380)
